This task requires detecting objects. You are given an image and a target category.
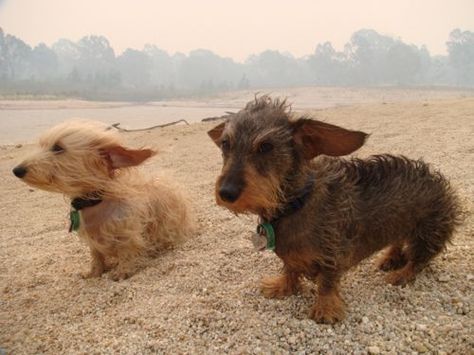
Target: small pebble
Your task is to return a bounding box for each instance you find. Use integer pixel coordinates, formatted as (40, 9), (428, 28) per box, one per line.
(367, 345), (380, 354)
(438, 275), (450, 282)
(413, 342), (429, 353)
(416, 324), (427, 331)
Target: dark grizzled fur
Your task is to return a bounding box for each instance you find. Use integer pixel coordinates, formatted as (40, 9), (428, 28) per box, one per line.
(280, 155), (460, 270)
(208, 96), (462, 323)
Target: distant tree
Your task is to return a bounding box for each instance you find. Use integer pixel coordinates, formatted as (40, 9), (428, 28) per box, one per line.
(178, 49), (241, 91)
(245, 50), (303, 87)
(237, 74), (250, 89)
(1, 27), (473, 98)
(346, 29), (396, 84)
(308, 42), (349, 85)
(67, 67), (81, 83)
(30, 43), (58, 81)
(117, 48), (152, 87)
(1, 33), (32, 80)
(385, 42), (421, 84)
(76, 35), (116, 83)
(144, 45), (175, 87)
(447, 29), (474, 85)
(0, 28), (7, 80)
(426, 55), (455, 85)
(416, 45), (432, 84)
(52, 39), (81, 76)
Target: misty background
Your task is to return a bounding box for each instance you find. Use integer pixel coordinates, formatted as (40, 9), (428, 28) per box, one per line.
(0, 27), (473, 101)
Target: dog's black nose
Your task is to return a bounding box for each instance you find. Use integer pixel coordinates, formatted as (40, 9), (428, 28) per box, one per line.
(219, 183), (241, 203)
(13, 166), (27, 178)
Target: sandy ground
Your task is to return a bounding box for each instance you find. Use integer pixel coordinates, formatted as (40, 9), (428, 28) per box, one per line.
(0, 97), (473, 354)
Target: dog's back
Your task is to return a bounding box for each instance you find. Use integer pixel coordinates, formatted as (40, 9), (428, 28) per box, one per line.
(313, 154), (461, 275)
(349, 155), (460, 238)
(146, 177), (195, 250)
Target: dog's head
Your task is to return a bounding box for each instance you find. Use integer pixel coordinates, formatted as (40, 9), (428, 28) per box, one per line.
(208, 95), (367, 217)
(12, 120), (155, 197)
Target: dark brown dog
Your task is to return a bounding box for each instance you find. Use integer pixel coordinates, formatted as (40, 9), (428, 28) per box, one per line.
(208, 96), (461, 323)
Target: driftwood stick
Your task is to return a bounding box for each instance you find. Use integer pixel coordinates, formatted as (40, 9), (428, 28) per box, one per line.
(201, 112), (235, 122)
(110, 120), (189, 132)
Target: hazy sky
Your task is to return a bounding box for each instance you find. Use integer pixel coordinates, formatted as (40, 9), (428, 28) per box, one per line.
(0, 0), (473, 61)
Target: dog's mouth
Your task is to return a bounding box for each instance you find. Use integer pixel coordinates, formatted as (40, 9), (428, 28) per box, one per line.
(215, 168), (282, 217)
(23, 176), (57, 192)
(14, 165), (63, 193)
(215, 184), (279, 217)
(215, 183), (249, 211)
(216, 194), (252, 214)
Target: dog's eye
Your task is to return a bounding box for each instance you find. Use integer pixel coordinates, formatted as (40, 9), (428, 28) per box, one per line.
(51, 144), (64, 153)
(221, 139), (230, 151)
(258, 142), (273, 153)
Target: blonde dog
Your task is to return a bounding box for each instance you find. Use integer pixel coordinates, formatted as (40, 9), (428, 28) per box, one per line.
(13, 120), (194, 280)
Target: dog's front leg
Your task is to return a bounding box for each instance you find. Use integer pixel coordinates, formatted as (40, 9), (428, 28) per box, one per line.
(82, 247), (106, 279)
(108, 236), (144, 281)
(260, 268), (301, 299)
(309, 269), (346, 323)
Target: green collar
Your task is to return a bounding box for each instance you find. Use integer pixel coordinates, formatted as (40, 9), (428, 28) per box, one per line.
(256, 174), (315, 251)
(69, 210), (80, 232)
(256, 222), (276, 251)
(68, 193), (103, 233)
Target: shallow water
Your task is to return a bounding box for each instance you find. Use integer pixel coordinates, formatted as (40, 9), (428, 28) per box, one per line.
(0, 104), (233, 144)
(1, 87), (472, 144)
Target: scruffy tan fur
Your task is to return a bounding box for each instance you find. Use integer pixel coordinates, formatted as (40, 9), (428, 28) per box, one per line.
(13, 120), (194, 280)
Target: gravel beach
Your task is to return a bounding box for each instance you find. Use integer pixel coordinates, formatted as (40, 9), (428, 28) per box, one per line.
(0, 97), (473, 354)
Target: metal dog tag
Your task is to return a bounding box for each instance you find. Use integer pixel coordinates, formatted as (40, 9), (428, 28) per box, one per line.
(251, 231), (267, 251)
(252, 222), (276, 251)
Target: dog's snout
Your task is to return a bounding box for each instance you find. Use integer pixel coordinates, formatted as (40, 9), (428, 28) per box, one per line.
(219, 183), (241, 203)
(13, 166), (27, 178)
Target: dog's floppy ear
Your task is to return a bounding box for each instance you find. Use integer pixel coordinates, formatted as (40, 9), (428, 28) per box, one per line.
(103, 146), (156, 169)
(292, 118), (368, 159)
(207, 122), (226, 146)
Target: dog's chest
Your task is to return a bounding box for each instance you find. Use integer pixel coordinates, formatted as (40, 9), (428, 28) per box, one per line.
(273, 208), (345, 276)
(273, 225), (321, 277)
(79, 200), (128, 240)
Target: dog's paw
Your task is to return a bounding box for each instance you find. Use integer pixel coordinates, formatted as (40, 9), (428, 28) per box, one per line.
(376, 249), (407, 272)
(260, 274), (299, 299)
(103, 261), (118, 272)
(81, 269), (104, 279)
(309, 294), (345, 324)
(385, 267), (416, 286)
(108, 269), (132, 281)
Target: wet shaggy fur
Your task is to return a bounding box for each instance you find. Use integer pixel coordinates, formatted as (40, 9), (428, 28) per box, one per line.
(208, 96), (461, 323)
(13, 120), (194, 280)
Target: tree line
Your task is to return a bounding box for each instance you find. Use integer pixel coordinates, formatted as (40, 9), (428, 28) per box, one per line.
(0, 27), (473, 100)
